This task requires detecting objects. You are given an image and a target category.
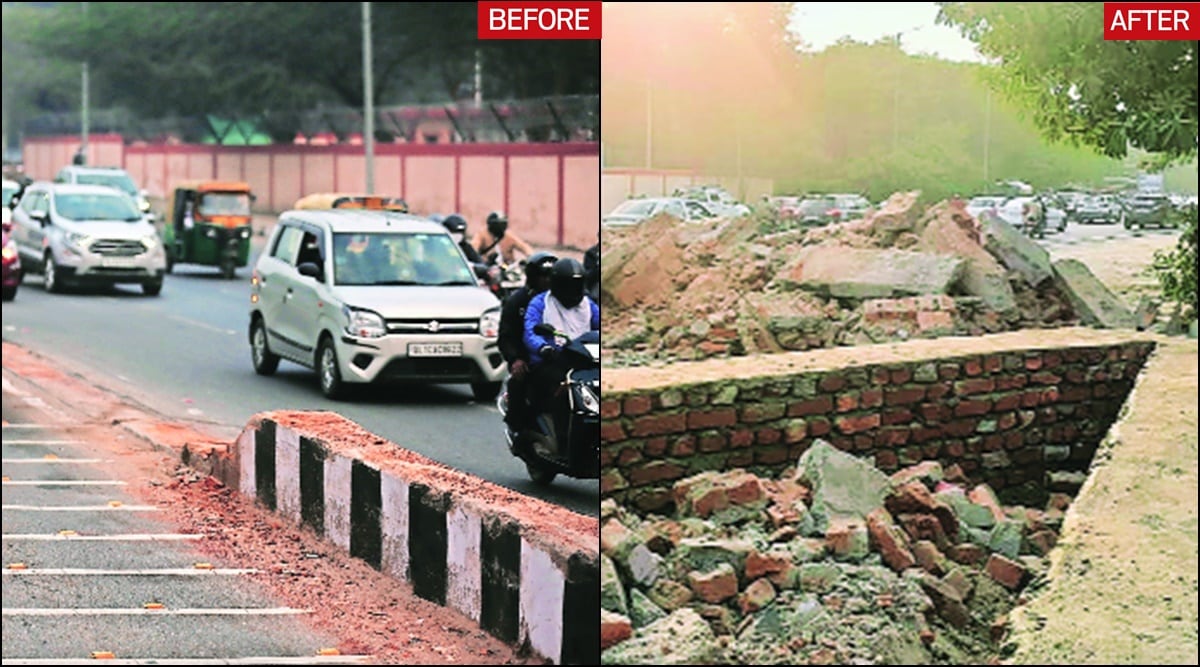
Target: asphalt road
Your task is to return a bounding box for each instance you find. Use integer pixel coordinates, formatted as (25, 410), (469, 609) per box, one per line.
(1, 244), (598, 518)
(1, 394), (369, 664)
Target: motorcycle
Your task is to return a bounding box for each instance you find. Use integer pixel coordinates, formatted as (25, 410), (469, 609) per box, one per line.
(480, 253), (524, 303)
(497, 323), (600, 486)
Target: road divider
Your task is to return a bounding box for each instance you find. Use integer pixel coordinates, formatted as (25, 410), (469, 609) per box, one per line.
(199, 410), (598, 666)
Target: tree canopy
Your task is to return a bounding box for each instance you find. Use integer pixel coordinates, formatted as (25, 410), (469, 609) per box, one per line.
(1, 2), (599, 147)
(936, 2), (1198, 167)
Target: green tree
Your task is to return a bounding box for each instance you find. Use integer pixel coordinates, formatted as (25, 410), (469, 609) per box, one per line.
(936, 2), (1198, 165)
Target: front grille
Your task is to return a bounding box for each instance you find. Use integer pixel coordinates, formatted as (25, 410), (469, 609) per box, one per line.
(89, 239), (147, 256)
(385, 318), (478, 335)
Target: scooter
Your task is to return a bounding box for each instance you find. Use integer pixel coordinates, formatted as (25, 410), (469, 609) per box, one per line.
(497, 323), (600, 485)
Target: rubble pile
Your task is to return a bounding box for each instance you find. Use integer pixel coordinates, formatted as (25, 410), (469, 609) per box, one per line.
(600, 440), (1070, 665)
(601, 193), (1132, 367)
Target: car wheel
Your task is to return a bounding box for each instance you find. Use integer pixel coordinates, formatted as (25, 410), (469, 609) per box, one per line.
(43, 254), (63, 293)
(317, 336), (347, 400)
(471, 381), (502, 402)
(1, 285), (15, 302)
(250, 317), (280, 376)
(525, 459), (557, 486)
(142, 279), (163, 296)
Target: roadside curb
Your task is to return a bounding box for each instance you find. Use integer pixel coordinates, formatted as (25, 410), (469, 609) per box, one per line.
(221, 411), (599, 665)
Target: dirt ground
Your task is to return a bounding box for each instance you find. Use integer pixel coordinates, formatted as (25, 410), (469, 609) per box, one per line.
(1001, 231), (1198, 665)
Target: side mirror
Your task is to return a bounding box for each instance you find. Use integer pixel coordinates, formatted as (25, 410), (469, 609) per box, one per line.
(534, 323), (555, 337)
(471, 263), (489, 279)
(2, 221), (12, 233)
(297, 262), (323, 281)
(31, 210), (49, 226)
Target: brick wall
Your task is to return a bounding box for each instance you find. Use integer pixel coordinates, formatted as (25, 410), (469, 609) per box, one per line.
(601, 339), (1156, 514)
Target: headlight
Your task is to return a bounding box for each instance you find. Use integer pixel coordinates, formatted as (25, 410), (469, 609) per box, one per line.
(205, 228), (218, 238)
(577, 382), (600, 415)
(142, 234), (158, 250)
(2, 240), (16, 261)
(140, 199), (151, 212)
(480, 308), (500, 338)
(240, 228), (251, 239)
(342, 305), (386, 339)
(66, 231), (91, 251)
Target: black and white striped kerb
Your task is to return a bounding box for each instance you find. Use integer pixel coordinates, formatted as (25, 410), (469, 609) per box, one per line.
(235, 417), (598, 665)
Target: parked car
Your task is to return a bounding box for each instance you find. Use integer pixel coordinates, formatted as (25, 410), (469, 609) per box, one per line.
(55, 165), (155, 222)
(9, 182), (167, 295)
(966, 195), (1007, 221)
(1123, 192), (1175, 229)
(673, 185), (751, 218)
(2, 216), (21, 301)
(248, 208), (506, 401)
(1072, 193), (1122, 225)
(791, 196), (840, 225)
(603, 197), (709, 227)
(828, 193), (872, 221)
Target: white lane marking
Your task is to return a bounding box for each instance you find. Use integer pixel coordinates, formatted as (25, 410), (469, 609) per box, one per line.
(2, 505), (159, 511)
(2, 607), (309, 616)
(2, 568), (258, 576)
(117, 374), (130, 382)
(2, 533), (203, 541)
(2, 480), (127, 486)
(19, 397), (69, 421)
(2, 458), (110, 464)
(2, 376), (27, 395)
(0, 440), (86, 445)
(0, 657), (373, 665)
(165, 314), (237, 336)
(187, 408), (205, 416)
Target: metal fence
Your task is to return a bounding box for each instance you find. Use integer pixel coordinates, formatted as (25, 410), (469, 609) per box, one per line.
(22, 94), (599, 145)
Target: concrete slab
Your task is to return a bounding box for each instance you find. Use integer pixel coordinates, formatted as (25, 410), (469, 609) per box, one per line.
(782, 246), (964, 299)
(981, 212), (1053, 287)
(1051, 258), (1138, 330)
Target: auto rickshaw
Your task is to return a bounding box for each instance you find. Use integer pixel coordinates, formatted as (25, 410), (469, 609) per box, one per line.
(163, 180), (256, 279)
(293, 192), (409, 213)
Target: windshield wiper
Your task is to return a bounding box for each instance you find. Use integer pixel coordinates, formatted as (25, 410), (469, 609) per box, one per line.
(370, 280), (421, 286)
(429, 280), (476, 286)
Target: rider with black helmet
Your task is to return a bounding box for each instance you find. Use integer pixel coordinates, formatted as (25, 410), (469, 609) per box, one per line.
(472, 210), (534, 265)
(442, 213), (485, 264)
(522, 257), (600, 454)
(498, 250), (558, 432)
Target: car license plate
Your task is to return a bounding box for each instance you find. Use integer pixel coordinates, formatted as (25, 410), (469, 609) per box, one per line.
(408, 342), (462, 358)
(100, 256), (138, 268)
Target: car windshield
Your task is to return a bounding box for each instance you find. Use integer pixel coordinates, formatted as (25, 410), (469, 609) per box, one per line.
(332, 231), (474, 287)
(199, 192), (253, 216)
(611, 200), (657, 217)
(75, 172), (138, 197)
(55, 192), (143, 222)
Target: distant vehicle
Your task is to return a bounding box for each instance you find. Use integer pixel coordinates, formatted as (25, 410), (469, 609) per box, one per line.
(1072, 193), (1122, 225)
(9, 182), (167, 295)
(966, 195), (1007, 221)
(791, 196), (840, 225)
(673, 185), (751, 218)
(54, 165), (155, 223)
(602, 197), (712, 227)
(2, 209), (21, 302)
(827, 193), (872, 222)
(1123, 192), (1175, 229)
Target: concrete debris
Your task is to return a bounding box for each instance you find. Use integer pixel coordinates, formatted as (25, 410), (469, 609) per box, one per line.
(600, 446), (1067, 665)
(1052, 259), (1139, 330)
(603, 194), (1118, 368)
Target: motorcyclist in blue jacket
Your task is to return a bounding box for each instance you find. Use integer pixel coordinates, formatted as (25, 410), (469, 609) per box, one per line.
(523, 257), (599, 454)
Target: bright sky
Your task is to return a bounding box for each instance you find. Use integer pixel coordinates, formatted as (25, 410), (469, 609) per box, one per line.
(788, 2), (987, 63)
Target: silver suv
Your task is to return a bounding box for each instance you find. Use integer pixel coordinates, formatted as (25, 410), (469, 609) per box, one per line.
(54, 165), (155, 222)
(248, 208), (506, 400)
(9, 182), (167, 295)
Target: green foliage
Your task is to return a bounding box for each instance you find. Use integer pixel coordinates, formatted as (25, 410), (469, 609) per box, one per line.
(1, 2), (598, 147)
(1152, 206), (1198, 317)
(936, 2), (1198, 165)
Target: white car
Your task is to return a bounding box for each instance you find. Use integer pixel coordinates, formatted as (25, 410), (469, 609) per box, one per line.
(966, 196), (1007, 221)
(54, 165), (155, 222)
(9, 182), (167, 295)
(248, 208), (506, 400)
(602, 197), (713, 227)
